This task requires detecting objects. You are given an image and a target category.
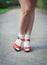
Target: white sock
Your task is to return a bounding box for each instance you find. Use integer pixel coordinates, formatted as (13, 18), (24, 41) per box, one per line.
(24, 35), (31, 47)
(15, 33), (25, 46)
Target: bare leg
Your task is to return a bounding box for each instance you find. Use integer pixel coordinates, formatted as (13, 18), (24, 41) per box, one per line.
(19, 0), (32, 34)
(25, 0), (36, 35)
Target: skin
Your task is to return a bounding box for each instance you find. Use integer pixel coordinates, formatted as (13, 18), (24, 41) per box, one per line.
(18, 0), (36, 35)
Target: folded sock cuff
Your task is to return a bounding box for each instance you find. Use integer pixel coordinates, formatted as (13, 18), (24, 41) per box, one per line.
(25, 35), (31, 39)
(18, 33), (25, 39)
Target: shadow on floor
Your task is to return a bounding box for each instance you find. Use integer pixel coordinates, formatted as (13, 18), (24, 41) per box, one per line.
(32, 45), (47, 51)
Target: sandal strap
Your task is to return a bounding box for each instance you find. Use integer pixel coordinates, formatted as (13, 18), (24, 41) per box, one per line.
(24, 47), (31, 49)
(25, 39), (30, 41)
(13, 43), (21, 49)
(23, 47), (31, 52)
(18, 37), (30, 41)
(18, 37), (25, 41)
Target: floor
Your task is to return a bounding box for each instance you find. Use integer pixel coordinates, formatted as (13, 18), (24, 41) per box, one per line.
(0, 9), (47, 65)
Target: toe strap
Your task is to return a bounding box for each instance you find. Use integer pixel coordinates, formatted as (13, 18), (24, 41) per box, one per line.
(23, 46), (32, 52)
(13, 43), (21, 49)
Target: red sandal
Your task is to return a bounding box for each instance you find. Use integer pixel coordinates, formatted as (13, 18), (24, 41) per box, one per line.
(23, 39), (32, 52)
(13, 37), (25, 51)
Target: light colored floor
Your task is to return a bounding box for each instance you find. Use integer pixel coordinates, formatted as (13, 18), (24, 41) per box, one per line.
(0, 9), (47, 65)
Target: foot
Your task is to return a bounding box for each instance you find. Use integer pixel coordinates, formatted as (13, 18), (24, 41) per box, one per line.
(23, 39), (32, 52)
(13, 37), (24, 52)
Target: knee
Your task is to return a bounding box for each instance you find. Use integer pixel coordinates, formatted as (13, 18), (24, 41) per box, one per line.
(22, 7), (32, 15)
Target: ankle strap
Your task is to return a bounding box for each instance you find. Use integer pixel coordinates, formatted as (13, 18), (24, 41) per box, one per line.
(18, 37), (30, 41)
(18, 37), (25, 41)
(25, 39), (30, 41)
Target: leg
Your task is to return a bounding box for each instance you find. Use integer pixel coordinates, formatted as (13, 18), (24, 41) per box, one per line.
(25, 0), (36, 35)
(24, 0), (36, 52)
(13, 0), (32, 51)
(19, 0), (32, 34)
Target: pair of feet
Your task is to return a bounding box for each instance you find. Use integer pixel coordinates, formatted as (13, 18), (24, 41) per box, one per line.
(13, 37), (32, 52)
